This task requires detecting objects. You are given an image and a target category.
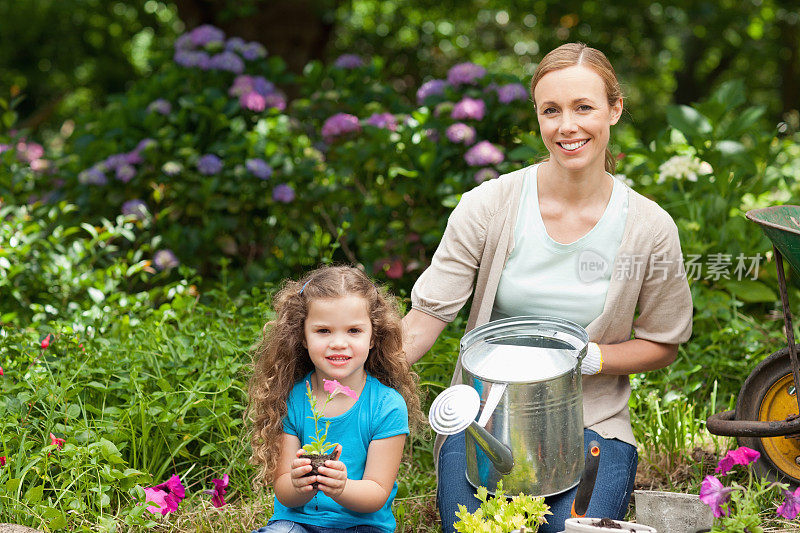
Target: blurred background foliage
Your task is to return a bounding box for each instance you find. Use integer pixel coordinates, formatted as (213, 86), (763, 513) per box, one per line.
(4, 0), (800, 139)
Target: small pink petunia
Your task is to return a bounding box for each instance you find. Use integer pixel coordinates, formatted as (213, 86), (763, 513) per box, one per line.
(0, 456), (6, 466)
(323, 379), (358, 399)
(144, 474), (185, 515)
(699, 475), (733, 518)
(49, 433), (65, 449)
(0, 366), (3, 376)
(41, 334), (52, 349)
(205, 473), (229, 508)
(715, 446), (760, 475)
(778, 486), (800, 519)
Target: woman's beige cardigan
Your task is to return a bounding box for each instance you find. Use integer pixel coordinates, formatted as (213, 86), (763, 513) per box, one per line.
(410, 164), (693, 464)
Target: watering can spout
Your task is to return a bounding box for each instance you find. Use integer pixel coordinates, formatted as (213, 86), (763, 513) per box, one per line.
(465, 421), (514, 474)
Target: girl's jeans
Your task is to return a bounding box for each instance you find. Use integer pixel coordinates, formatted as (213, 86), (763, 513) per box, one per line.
(253, 521), (385, 533)
(437, 429), (638, 533)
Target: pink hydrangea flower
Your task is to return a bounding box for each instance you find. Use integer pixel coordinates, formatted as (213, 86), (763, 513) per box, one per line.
(451, 97), (485, 121)
(715, 446), (760, 476)
(153, 250), (180, 271)
(447, 62), (487, 86)
(699, 475), (733, 518)
(495, 83), (528, 104)
(474, 168), (499, 183)
(445, 123), (476, 145)
(778, 486), (800, 520)
(323, 379), (358, 399)
(365, 112), (397, 131)
(240, 91), (266, 112)
(321, 113), (361, 142)
(144, 474), (186, 515)
(416, 79), (446, 104)
(464, 141), (504, 166)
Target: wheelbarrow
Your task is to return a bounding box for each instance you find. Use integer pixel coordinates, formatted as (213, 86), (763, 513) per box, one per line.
(707, 205), (800, 483)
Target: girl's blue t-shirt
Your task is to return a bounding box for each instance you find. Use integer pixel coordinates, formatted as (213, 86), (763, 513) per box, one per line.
(270, 372), (409, 532)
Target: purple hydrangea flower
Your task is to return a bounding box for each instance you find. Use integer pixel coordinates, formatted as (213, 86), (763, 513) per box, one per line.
(136, 138), (156, 152)
(208, 52), (244, 73)
(79, 166), (108, 185)
(496, 83), (529, 104)
(104, 153), (128, 170)
(116, 164), (136, 183)
(225, 37), (245, 52)
(253, 76), (275, 96)
(153, 249), (180, 271)
(464, 141), (504, 166)
(240, 92), (266, 112)
(197, 154), (223, 175)
(125, 150), (143, 165)
(334, 54), (364, 69)
(246, 158), (273, 179)
(416, 79), (446, 104)
(0, 143), (10, 154)
(365, 112), (397, 131)
(321, 113), (361, 142)
(445, 123), (476, 145)
(452, 97), (486, 121)
(189, 25), (225, 47)
(474, 167), (499, 183)
(264, 92), (286, 111)
(174, 50), (210, 69)
(174, 33), (193, 51)
(272, 183), (295, 203)
(447, 62), (487, 86)
(147, 99), (172, 115)
(241, 42), (267, 60)
(121, 199), (149, 220)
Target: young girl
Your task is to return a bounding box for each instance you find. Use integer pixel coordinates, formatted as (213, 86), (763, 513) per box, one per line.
(248, 265), (424, 533)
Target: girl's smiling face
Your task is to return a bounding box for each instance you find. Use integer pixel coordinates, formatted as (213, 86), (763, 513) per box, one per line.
(533, 65), (623, 174)
(303, 295), (373, 389)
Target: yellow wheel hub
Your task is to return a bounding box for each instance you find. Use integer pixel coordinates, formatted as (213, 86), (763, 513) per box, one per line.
(759, 373), (800, 478)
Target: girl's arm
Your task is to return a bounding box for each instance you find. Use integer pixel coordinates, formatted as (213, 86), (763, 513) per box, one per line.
(316, 434), (406, 513)
(597, 339), (678, 374)
(272, 433), (317, 508)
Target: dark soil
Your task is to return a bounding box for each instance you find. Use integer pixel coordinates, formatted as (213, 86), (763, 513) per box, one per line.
(300, 452), (336, 490)
(592, 518), (622, 529)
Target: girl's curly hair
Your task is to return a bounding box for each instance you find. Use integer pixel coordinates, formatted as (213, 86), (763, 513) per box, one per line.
(246, 265), (424, 487)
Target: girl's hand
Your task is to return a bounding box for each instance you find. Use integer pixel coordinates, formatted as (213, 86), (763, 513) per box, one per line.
(316, 444), (348, 498)
(289, 448), (316, 493)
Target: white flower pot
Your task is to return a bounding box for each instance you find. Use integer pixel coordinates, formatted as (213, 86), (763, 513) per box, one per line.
(634, 490), (713, 533)
(562, 517), (657, 532)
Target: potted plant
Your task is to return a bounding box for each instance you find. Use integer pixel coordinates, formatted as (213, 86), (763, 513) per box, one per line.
(698, 446), (800, 532)
(562, 517), (656, 532)
(453, 481), (551, 533)
(300, 378), (358, 488)
(634, 489), (713, 533)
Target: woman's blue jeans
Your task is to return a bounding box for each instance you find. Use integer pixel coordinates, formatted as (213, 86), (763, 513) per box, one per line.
(437, 429), (637, 533)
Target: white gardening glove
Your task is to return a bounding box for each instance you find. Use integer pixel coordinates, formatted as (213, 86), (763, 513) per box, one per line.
(582, 342), (603, 375)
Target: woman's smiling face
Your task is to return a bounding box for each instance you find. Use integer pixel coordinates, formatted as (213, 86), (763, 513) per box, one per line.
(533, 65), (622, 174)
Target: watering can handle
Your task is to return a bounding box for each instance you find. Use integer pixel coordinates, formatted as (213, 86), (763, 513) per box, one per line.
(571, 440), (601, 518)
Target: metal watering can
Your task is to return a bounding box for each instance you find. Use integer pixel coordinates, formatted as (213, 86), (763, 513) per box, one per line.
(429, 316), (588, 497)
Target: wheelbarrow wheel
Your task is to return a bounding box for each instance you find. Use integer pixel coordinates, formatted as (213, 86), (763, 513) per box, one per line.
(735, 345), (800, 485)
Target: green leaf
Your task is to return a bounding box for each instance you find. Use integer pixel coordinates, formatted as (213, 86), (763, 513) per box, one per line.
(666, 105), (712, 138)
(722, 279), (776, 303)
(24, 484), (43, 504)
(507, 145), (539, 161)
(5, 478), (21, 493)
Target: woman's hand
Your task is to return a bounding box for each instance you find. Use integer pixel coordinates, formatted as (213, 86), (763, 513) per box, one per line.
(289, 448), (316, 493)
(316, 444), (348, 498)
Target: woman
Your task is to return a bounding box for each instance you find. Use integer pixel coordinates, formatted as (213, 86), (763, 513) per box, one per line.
(403, 43), (693, 533)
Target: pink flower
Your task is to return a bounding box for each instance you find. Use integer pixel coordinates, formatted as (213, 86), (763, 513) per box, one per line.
(144, 474), (185, 515)
(778, 486), (800, 519)
(0, 366), (3, 376)
(0, 456), (6, 466)
(715, 446), (760, 475)
(205, 473), (229, 508)
(323, 379), (358, 400)
(699, 475), (733, 518)
(41, 334), (52, 349)
(464, 141), (504, 166)
(385, 259), (404, 279)
(321, 113), (361, 142)
(451, 97), (485, 121)
(49, 433), (65, 449)
(240, 91), (266, 112)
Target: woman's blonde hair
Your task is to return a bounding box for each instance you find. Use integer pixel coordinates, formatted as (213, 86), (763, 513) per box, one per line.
(246, 265), (424, 487)
(530, 42), (623, 174)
